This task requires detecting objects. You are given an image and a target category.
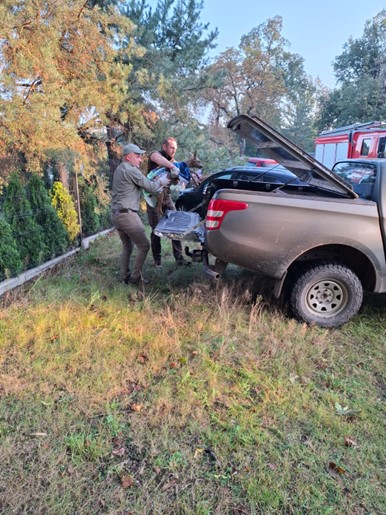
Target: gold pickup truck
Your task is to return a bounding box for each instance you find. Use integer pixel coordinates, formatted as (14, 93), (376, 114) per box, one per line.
(156, 115), (386, 328)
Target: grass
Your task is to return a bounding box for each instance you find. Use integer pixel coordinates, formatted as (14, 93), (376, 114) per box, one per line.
(0, 231), (385, 513)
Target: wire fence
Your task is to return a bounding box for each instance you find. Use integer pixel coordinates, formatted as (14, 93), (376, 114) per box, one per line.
(0, 168), (113, 282)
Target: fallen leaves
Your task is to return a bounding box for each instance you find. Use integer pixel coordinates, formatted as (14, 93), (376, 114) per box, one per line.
(130, 403), (142, 412)
(344, 436), (358, 448)
(112, 446), (126, 457)
(120, 474), (134, 489)
(328, 462), (346, 476)
(137, 354), (148, 364)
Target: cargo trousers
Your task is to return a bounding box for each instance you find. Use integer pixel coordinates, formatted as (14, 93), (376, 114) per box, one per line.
(112, 211), (150, 280)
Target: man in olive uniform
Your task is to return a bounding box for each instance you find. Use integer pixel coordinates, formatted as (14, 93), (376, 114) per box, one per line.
(111, 143), (170, 285)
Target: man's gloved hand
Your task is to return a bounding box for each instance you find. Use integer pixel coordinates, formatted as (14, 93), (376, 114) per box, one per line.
(157, 175), (171, 188)
(170, 165), (180, 179)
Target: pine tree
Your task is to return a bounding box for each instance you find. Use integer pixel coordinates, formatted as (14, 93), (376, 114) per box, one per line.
(0, 0), (136, 173)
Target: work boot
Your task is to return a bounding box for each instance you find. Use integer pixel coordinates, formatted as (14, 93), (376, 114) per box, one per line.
(127, 275), (151, 285)
(122, 272), (131, 284)
(176, 256), (186, 266)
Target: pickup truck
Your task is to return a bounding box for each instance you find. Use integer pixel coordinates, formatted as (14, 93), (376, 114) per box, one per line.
(155, 115), (386, 328)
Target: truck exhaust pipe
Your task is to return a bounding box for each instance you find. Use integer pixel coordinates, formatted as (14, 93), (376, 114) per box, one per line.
(203, 251), (220, 279)
(202, 250), (228, 280)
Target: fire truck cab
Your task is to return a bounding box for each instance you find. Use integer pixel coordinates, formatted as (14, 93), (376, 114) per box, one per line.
(315, 121), (386, 168)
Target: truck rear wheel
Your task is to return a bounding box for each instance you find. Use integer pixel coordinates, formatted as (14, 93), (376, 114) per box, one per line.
(289, 263), (363, 328)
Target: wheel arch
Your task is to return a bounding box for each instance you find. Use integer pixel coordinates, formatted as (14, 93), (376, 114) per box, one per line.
(284, 244), (377, 292)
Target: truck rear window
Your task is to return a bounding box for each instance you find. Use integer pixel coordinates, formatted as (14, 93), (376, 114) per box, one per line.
(332, 162), (376, 199)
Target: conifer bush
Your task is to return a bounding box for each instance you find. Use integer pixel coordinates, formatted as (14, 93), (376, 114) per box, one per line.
(51, 181), (80, 242)
(26, 174), (69, 259)
(98, 205), (112, 231)
(2, 174), (47, 269)
(79, 179), (100, 236)
(0, 218), (22, 281)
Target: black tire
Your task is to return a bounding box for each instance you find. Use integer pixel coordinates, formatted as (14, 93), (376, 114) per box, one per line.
(289, 263), (363, 328)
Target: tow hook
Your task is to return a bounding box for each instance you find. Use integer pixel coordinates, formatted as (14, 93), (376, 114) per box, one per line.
(184, 246), (203, 262)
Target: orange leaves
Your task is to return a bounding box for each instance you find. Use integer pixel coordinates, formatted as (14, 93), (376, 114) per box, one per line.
(328, 462), (346, 476)
(130, 403), (143, 412)
(137, 354), (148, 364)
(120, 475), (134, 489)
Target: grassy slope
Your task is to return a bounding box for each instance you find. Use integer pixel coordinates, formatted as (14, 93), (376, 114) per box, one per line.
(0, 232), (385, 514)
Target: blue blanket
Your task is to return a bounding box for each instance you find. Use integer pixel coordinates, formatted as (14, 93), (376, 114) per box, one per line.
(146, 161), (192, 183)
(144, 162), (192, 207)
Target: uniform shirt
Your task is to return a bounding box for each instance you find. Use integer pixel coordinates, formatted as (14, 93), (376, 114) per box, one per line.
(111, 160), (160, 212)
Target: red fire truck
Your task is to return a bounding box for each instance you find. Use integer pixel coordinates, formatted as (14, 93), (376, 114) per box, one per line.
(315, 121), (386, 168)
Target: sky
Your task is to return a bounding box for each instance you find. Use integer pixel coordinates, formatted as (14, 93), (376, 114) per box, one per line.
(200, 0), (385, 88)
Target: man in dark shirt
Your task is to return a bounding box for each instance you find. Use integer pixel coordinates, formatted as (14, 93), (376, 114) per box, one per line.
(147, 137), (184, 267)
(112, 143), (170, 285)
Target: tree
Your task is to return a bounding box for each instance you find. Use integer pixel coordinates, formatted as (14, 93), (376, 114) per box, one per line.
(2, 174), (47, 268)
(0, 218), (22, 281)
(101, 0), (219, 164)
(203, 17), (317, 154)
(0, 0), (136, 173)
(121, 0), (218, 115)
(317, 10), (386, 130)
(51, 181), (80, 242)
(26, 174), (69, 259)
(281, 59), (322, 152)
(78, 178), (100, 236)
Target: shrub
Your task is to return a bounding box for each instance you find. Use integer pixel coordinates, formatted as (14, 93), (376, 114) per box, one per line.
(26, 174), (69, 259)
(2, 174), (47, 269)
(51, 181), (80, 242)
(79, 179), (100, 237)
(98, 205), (112, 231)
(0, 218), (22, 281)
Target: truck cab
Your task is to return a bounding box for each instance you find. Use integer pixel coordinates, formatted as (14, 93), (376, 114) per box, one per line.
(315, 122), (386, 168)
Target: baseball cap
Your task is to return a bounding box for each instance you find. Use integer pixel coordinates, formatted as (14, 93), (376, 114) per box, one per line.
(122, 143), (146, 155)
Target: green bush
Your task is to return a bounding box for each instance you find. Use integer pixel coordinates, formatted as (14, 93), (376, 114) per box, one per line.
(26, 174), (69, 259)
(51, 181), (80, 242)
(2, 174), (47, 269)
(0, 218), (23, 281)
(79, 179), (100, 237)
(98, 205), (112, 231)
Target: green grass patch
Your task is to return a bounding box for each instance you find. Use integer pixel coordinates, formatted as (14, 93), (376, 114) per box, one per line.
(0, 232), (385, 513)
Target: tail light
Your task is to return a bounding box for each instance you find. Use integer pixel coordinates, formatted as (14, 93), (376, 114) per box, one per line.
(206, 199), (248, 230)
